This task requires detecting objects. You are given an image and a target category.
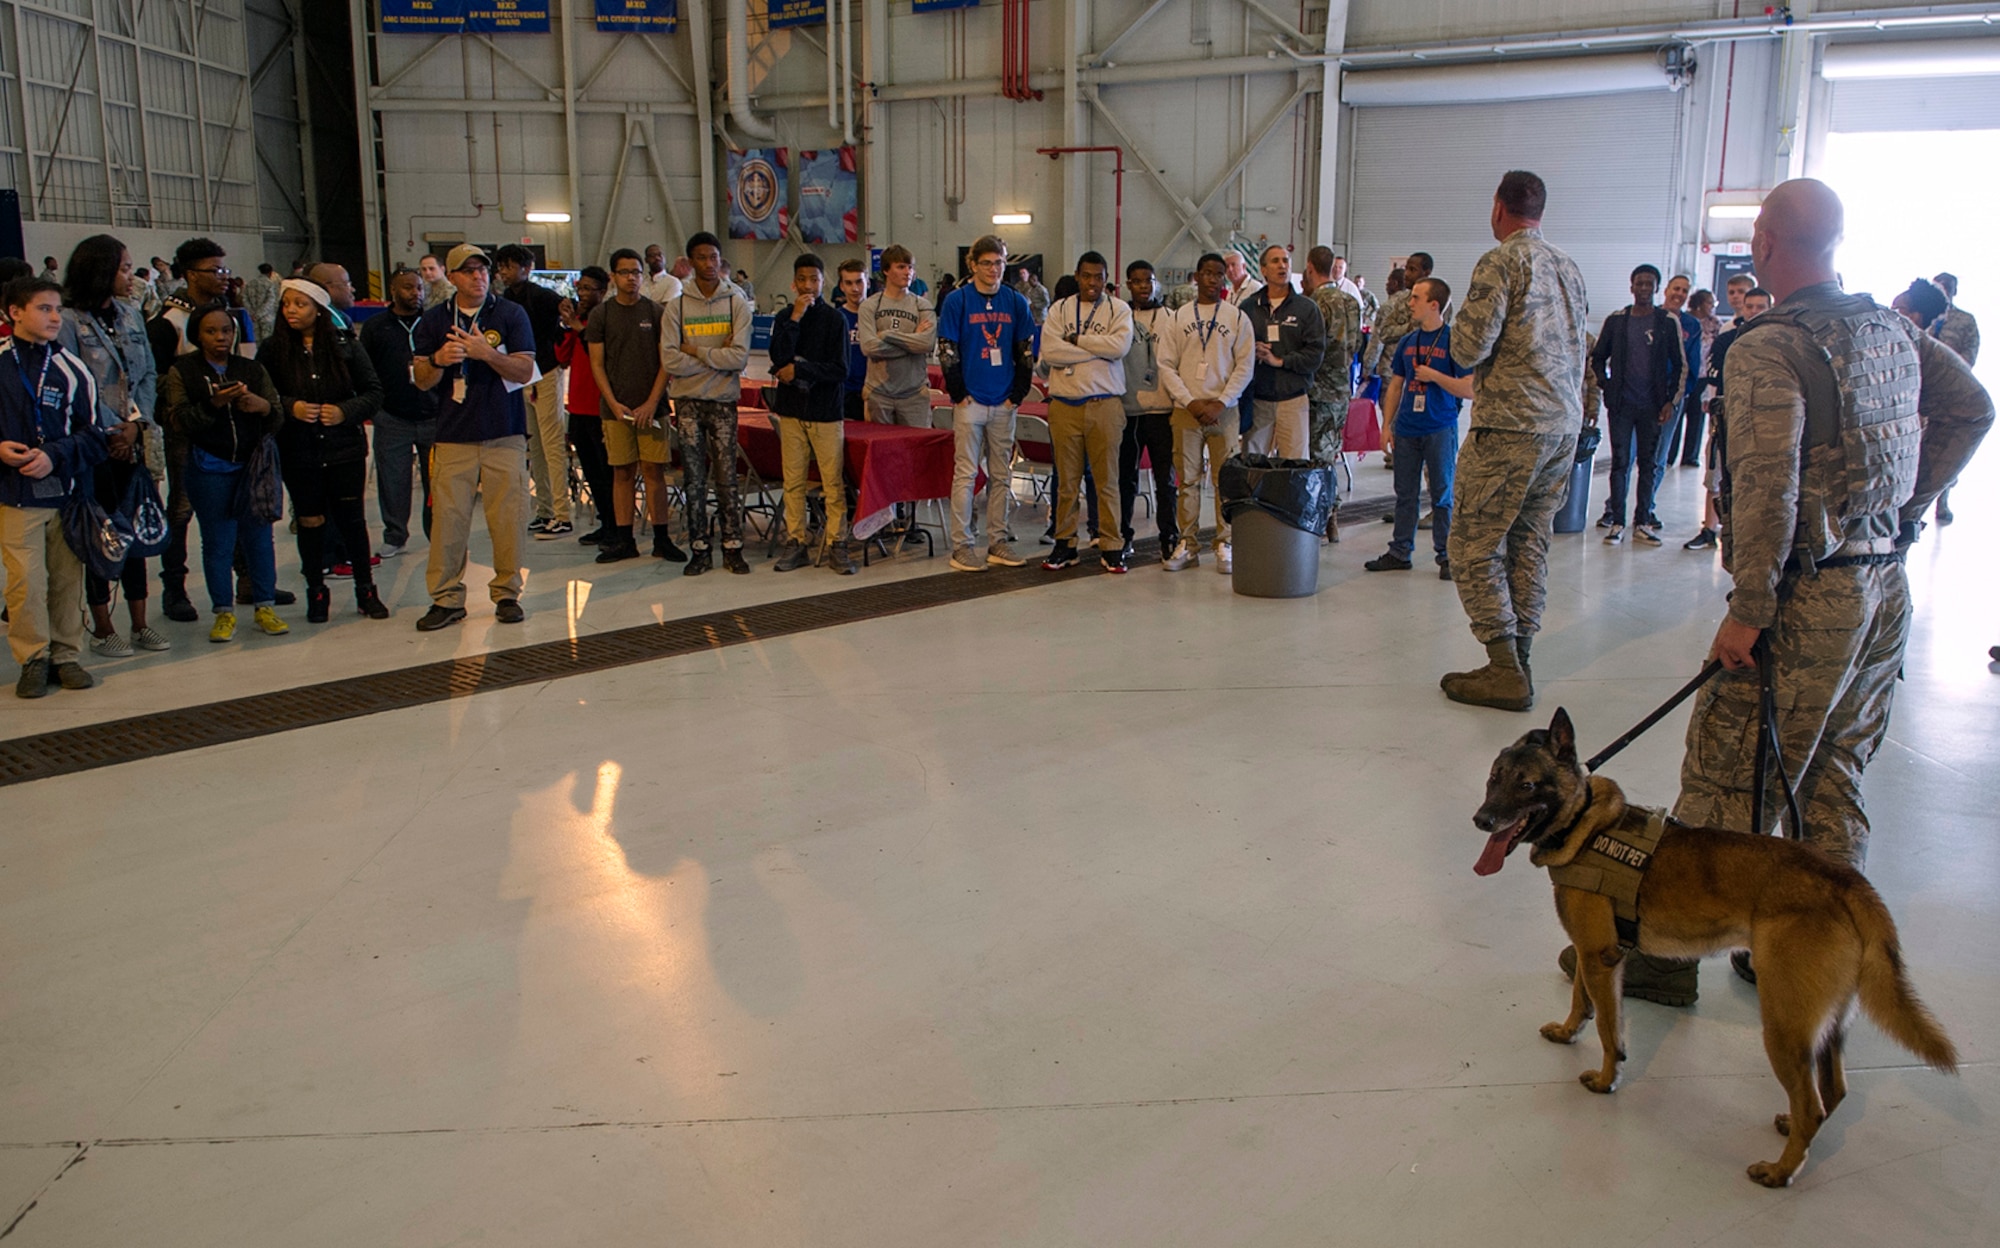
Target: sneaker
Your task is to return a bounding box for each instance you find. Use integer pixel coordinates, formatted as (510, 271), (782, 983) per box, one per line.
(1603, 525), (1625, 545)
(683, 549), (712, 577)
(378, 542), (406, 560)
(825, 543), (858, 576)
(1634, 524), (1662, 546)
(652, 534), (688, 562)
(89, 632), (135, 657)
(253, 606), (289, 635)
(495, 599), (525, 624)
(330, 557), (381, 579)
(131, 626), (171, 652)
(1379, 513), (1395, 524)
(1438, 560), (1454, 582)
(1215, 541), (1233, 574)
(528, 516), (550, 534)
(985, 542), (1027, 567)
(415, 604), (467, 631)
(1364, 553), (1412, 572)
(1042, 541), (1080, 570)
(52, 662), (93, 690)
(774, 543), (814, 572)
(1101, 548), (1128, 574)
(594, 539), (642, 564)
(722, 547), (751, 575)
(15, 658), (50, 699)
(577, 528), (610, 547)
(1730, 950), (1758, 985)
(1163, 540), (1198, 571)
(949, 549), (986, 573)
(161, 588), (199, 623)
(1682, 528), (1719, 550)
(1596, 512), (1616, 530)
(536, 520), (573, 540)
(209, 612), (238, 644)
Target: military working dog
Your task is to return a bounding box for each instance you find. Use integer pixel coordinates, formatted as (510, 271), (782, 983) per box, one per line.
(1471, 708), (1958, 1187)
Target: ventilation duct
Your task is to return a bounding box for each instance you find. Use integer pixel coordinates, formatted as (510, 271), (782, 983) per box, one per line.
(1341, 53), (1670, 107)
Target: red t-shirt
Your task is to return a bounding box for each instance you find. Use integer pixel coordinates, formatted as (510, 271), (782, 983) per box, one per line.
(554, 327), (600, 417)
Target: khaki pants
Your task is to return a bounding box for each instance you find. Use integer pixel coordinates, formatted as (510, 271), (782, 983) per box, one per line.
(524, 373), (571, 523)
(2, 504), (84, 666)
(780, 417), (848, 547)
(865, 389), (932, 428)
(1244, 394), (1308, 458)
(1171, 407), (1239, 552)
(1049, 396), (1125, 550)
(427, 436), (530, 609)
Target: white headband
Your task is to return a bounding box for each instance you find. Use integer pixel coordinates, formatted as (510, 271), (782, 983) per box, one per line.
(281, 278), (332, 311)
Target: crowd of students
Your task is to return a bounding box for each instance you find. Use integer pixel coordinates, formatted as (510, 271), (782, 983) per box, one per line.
(0, 221), (1980, 700)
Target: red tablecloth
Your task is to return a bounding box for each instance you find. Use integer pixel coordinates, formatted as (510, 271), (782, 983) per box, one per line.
(736, 412), (957, 538)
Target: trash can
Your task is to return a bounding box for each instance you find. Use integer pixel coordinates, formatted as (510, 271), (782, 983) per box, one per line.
(1553, 425), (1603, 535)
(1219, 454), (1337, 598)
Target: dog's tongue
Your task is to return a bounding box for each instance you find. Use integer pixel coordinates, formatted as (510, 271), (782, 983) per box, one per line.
(1474, 830), (1513, 876)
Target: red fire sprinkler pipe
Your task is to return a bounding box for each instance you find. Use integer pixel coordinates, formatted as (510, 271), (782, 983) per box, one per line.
(1036, 146), (1124, 280)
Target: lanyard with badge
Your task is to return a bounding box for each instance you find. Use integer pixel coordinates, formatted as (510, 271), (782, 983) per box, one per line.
(1192, 302), (1221, 353)
(13, 344), (55, 443)
(1065, 297), (1103, 375)
(1411, 327), (1441, 413)
(451, 304), (483, 404)
(978, 295), (1006, 367)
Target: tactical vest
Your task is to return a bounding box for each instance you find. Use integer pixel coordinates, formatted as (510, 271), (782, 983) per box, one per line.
(1733, 293), (1922, 559)
(1547, 810), (1669, 948)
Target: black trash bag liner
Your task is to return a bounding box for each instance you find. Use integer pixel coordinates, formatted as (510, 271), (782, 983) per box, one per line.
(1218, 454), (1338, 535)
(1574, 424), (1603, 464)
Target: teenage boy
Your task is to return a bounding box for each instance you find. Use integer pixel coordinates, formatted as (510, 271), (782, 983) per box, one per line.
(1, 278), (108, 696)
(1365, 277), (1470, 579)
(858, 244), (937, 427)
(936, 234), (1036, 571)
(1037, 251), (1134, 572)
(1240, 245), (1325, 458)
(1117, 260), (1177, 559)
(1658, 273), (1705, 467)
(410, 244), (537, 629)
(358, 265), (438, 558)
(1683, 285), (1771, 550)
(1158, 253), (1255, 573)
(1589, 263), (1687, 545)
(836, 259), (870, 422)
(588, 248), (683, 564)
(493, 245), (572, 538)
(768, 254), (856, 575)
(554, 266), (615, 546)
(660, 231), (754, 576)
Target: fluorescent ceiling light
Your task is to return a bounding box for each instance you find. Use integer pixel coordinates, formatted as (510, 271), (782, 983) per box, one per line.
(1706, 204), (1761, 220)
(991, 213), (1033, 226)
(525, 212), (572, 223)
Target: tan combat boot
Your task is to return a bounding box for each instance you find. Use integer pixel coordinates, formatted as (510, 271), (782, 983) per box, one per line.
(1441, 637), (1534, 712)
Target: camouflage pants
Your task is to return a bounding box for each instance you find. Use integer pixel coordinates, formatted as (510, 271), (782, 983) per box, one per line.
(1673, 563), (1910, 869)
(1445, 429), (1575, 644)
(1308, 395), (1348, 498)
(677, 398), (744, 550)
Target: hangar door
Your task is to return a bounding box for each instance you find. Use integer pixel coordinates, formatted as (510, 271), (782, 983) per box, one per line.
(1344, 65), (1684, 326)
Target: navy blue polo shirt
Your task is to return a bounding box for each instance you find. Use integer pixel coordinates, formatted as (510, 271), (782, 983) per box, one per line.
(412, 293), (536, 444)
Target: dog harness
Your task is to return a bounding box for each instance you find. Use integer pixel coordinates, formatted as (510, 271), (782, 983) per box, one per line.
(1547, 809), (1670, 947)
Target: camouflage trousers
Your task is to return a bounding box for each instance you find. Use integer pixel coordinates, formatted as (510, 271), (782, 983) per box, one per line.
(1673, 563), (1910, 869)
(1444, 429), (1575, 644)
(1308, 395), (1349, 498)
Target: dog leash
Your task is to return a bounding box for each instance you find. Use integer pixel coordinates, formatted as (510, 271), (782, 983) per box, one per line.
(1583, 649), (1803, 843)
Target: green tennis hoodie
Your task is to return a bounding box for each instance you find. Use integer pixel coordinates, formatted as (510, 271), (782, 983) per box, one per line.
(660, 279), (753, 403)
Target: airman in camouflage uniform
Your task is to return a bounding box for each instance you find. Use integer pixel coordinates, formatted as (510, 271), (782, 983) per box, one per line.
(1676, 182), (1994, 869)
(1928, 272), (1978, 526)
(1304, 247), (1362, 492)
(1440, 172), (1590, 711)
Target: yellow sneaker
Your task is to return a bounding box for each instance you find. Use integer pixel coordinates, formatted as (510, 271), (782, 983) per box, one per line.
(253, 606), (289, 636)
(209, 612), (237, 644)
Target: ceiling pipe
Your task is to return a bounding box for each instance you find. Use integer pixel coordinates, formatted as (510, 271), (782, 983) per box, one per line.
(727, 0), (778, 141)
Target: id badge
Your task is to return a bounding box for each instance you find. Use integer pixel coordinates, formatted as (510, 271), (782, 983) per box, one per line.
(452, 377), (468, 404)
(988, 347), (1003, 367)
(1413, 392), (1426, 413)
(1265, 325), (1280, 343)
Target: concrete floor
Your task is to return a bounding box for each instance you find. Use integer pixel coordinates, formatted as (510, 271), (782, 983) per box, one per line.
(2, 451), (1995, 1246)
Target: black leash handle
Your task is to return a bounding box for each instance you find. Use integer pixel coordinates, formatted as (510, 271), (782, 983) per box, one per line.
(1585, 659), (1725, 773)
(1752, 638), (1807, 842)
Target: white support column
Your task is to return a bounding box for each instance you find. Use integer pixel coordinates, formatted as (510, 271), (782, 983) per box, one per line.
(348, 0), (386, 288)
(1061, 0), (1092, 268)
(1771, 0), (1814, 185)
(687, 0), (719, 234)
(557, 0), (583, 266)
(863, 0), (888, 245)
(1313, 0), (1348, 245)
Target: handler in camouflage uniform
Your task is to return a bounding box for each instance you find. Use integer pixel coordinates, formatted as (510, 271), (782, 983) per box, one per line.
(1304, 246), (1361, 526)
(1440, 171), (1590, 711)
(1928, 271), (1979, 526)
(1612, 180), (1997, 1007)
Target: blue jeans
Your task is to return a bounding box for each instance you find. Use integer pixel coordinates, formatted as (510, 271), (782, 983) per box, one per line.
(184, 457), (276, 613)
(373, 409), (436, 548)
(1390, 425), (1455, 562)
(1605, 402), (1664, 526)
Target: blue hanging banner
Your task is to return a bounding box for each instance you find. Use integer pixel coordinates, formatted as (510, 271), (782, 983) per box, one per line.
(595, 0), (677, 32)
(380, 0), (551, 32)
(912, 0), (978, 11)
(766, 0), (825, 30)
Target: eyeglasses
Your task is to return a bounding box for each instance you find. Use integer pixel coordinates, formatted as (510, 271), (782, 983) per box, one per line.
(971, 258), (1006, 269)
(186, 265), (230, 277)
